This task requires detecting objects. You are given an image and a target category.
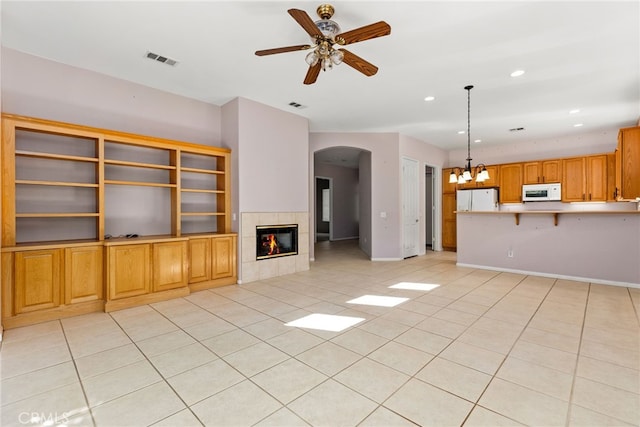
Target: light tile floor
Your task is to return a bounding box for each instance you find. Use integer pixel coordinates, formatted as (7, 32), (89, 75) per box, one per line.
(1, 240), (639, 427)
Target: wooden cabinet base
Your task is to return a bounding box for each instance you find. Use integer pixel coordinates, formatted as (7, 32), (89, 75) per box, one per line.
(2, 300), (104, 330)
(189, 276), (237, 292)
(105, 286), (190, 313)
(2, 234), (237, 329)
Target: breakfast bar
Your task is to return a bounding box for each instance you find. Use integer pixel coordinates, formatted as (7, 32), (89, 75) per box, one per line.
(456, 209), (640, 287)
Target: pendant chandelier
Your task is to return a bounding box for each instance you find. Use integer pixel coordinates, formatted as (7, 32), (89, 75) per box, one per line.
(449, 85), (490, 184)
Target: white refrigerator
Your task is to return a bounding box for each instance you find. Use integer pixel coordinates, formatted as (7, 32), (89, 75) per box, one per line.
(456, 188), (499, 212)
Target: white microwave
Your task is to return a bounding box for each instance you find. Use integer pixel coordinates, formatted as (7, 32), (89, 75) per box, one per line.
(522, 183), (561, 201)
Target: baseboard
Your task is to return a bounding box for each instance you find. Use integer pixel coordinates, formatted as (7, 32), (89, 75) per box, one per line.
(456, 263), (640, 289)
(371, 257), (403, 261)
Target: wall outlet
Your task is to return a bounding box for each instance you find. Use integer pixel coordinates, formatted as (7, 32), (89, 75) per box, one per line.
(507, 249), (514, 258)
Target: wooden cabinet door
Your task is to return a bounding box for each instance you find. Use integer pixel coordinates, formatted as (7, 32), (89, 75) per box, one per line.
(442, 193), (457, 250)
(442, 168), (458, 194)
(211, 236), (237, 279)
(607, 153), (616, 201)
(562, 157), (586, 201)
(65, 246), (103, 304)
(523, 162), (541, 184)
(499, 163), (523, 203)
(108, 244), (150, 300)
(586, 155), (608, 201)
(15, 249), (62, 313)
(618, 127), (640, 200)
(188, 238), (211, 283)
(542, 160), (562, 183)
(476, 165), (499, 188)
(153, 241), (188, 292)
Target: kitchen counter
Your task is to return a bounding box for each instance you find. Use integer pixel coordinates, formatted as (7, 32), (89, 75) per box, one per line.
(456, 209), (640, 226)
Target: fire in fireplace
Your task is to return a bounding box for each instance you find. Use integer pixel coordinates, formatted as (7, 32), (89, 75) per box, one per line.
(256, 224), (298, 260)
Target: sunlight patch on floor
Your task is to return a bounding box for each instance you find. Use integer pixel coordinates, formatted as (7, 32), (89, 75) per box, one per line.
(347, 295), (409, 307)
(389, 282), (440, 291)
(285, 313), (365, 332)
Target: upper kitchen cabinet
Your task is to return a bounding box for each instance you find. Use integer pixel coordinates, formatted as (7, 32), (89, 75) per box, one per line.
(499, 163), (523, 203)
(477, 165), (499, 188)
(523, 160), (562, 184)
(562, 154), (608, 202)
(616, 126), (640, 200)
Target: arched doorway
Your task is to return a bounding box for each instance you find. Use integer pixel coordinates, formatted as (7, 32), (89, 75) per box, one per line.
(313, 147), (372, 257)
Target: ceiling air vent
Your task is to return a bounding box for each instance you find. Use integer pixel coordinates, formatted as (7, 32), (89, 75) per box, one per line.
(288, 101), (307, 109)
(145, 51), (178, 66)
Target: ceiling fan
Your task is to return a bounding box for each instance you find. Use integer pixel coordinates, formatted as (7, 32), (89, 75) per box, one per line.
(255, 4), (391, 85)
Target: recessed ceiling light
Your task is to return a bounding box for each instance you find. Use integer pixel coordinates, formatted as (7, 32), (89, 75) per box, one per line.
(574, 123), (583, 127)
(510, 70), (525, 77)
(474, 139), (482, 143)
(424, 96), (435, 102)
(457, 130), (465, 135)
(569, 109), (580, 114)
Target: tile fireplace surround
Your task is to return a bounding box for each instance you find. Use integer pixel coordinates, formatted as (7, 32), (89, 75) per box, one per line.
(240, 212), (310, 283)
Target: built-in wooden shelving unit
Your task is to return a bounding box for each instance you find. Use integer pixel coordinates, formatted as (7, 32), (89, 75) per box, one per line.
(1, 114), (237, 329)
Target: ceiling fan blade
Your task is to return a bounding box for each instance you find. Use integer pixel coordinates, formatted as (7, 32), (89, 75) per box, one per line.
(255, 45), (312, 56)
(304, 62), (322, 85)
(288, 9), (323, 38)
(340, 49), (379, 76)
(336, 21), (391, 45)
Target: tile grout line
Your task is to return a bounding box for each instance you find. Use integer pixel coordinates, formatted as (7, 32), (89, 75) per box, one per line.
(357, 271), (531, 426)
(564, 282), (591, 427)
(457, 275), (558, 426)
(59, 319), (98, 427)
(104, 307), (207, 426)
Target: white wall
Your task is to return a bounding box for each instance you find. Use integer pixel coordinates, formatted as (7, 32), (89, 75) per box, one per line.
(457, 212), (640, 286)
(447, 129), (620, 167)
(221, 98), (240, 233)
(359, 151), (372, 257)
(235, 98), (309, 213)
(1, 48), (221, 146)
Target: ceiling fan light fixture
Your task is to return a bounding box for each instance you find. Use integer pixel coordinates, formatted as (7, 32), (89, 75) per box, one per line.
(330, 49), (344, 65)
(255, 4), (391, 84)
(315, 19), (341, 39)
(305, 51), (320, 66)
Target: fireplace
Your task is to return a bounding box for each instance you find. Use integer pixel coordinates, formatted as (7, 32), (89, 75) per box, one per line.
(256, 224), (298, 260)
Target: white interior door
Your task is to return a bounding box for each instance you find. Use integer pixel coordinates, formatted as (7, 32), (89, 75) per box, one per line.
(402, 157), (420, 258)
